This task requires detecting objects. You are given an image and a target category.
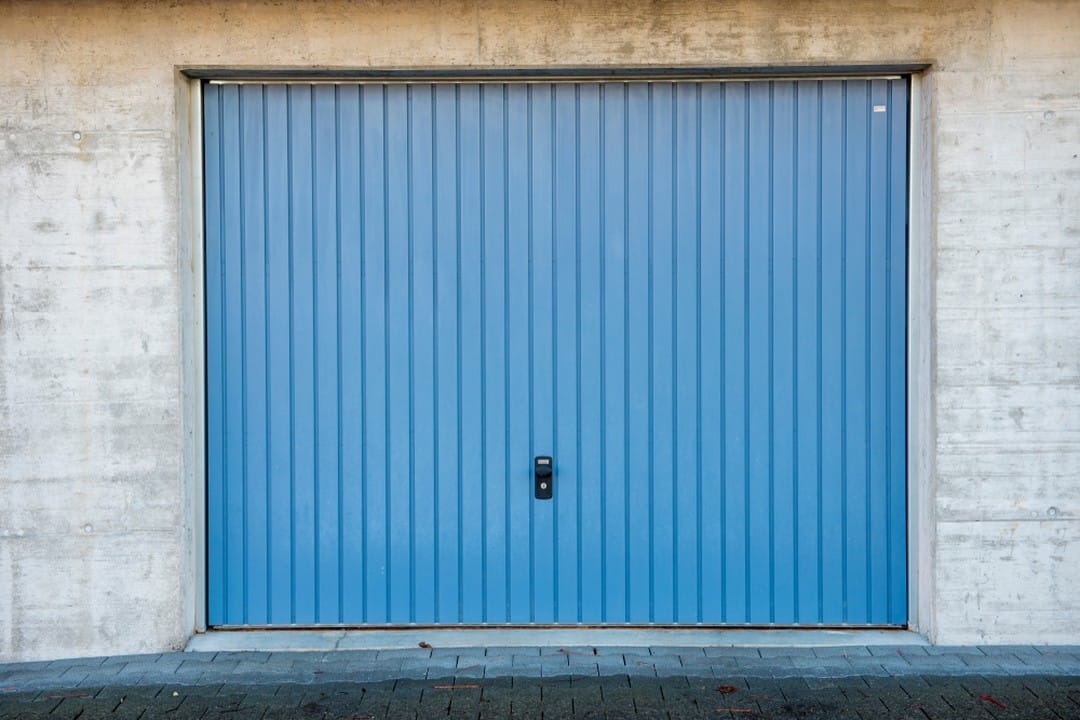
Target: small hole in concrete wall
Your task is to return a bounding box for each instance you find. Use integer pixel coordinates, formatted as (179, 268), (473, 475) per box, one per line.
(72, 131), (82, 141)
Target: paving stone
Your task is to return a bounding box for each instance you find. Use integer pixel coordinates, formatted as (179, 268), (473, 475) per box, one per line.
(1042, 645), (1080, 655)
(407, 654), (456, 671)
(4, 647), (1080, 719)
(510, 664), (544, 678)
(703, 646), (762, 658)
(790, 654), (853, 670)
(617, 650), (658, 666)
(803, 675), (844, 690)
(447, 666), (483, 681)
(648, 645), (704, 656)
(476, 682), (512, 718)
(479, 657), (514, 678)
(1036, 648), (1080, 662)
(485, 645), (539, 656)
(597, 664), (634, 677)
(294, 686), (359, 716)
(544, 647), (596, 660)
(571, 653), (624, 670)
(357, 685), (398, 718)
(42, 660), (79, 673)
(674, 665), (712, 682)
(108, 663), (156, 679)
(343, 660), (384, 678)
(367, 657), (405, 672)
(229, 659), (282, 676)
(365, 667), (414, 683)
(507, 677), (542, 715)
(990, 646), (1046, 657)
(537, 681), (574, 717)
(621, 662), (658, 678)
(0, 661), (54, 674)
(540, 665), (577, 679)
(377, 648), (433, 661)
(652, 654), (688, 673)
(677, 653), (717, 666)
(414, 682), (451, 717)
(983, 657), (1040, 675)
(0, 701), (62, 719)
(696, 661), (739, 681)
(810, 645), (870, 658)
(177, 657), (217, 673)
(446, 688), (483, 719)
(72, 664), (123, 679)
(102, 654), (165, 666)
(899, 644), (931, 655)
(923, 645), (983, 656)
(1016, 676), (1080, 718)
(758, 646), (817, 658)
(60, 697), (136, 720)
(599, 680), (635, 717)
(590, 646), (649, 656)
(956, 653), (1007, 668)
(868, 644), (916, 657)
(199, 659), (244, 674)
(875, 656), (916, 673)
(509, 654), (548, 668)
(1007, 652), (1054, 668)
(734, 656), (795, 674)
(426, 646), (461, 657)
(906, 655), (974, 673)
(218, 651), (273, 663)
(261, 651), (301, 666)
(968, 679), (1052, 719)
(456, 655), (487, 671)
(53, 670), (89, 686)
(565, 662), (601, 678)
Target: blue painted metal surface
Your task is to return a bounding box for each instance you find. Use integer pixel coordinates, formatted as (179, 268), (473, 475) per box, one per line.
(205, 79), (909, 626)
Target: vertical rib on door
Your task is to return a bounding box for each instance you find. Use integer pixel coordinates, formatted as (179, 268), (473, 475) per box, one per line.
(205, 79), (909, 626)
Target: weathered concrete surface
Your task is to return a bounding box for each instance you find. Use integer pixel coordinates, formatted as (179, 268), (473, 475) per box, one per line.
(0, 0), (1078, 660)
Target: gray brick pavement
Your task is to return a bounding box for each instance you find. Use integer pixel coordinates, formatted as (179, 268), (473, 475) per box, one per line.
(2, 646), (1079, 718)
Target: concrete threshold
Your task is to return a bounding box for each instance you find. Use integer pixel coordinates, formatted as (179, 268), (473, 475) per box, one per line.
(186, 627), (927, 652)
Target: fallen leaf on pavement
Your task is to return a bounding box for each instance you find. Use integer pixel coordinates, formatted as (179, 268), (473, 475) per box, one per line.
(715, 685), (739, 694)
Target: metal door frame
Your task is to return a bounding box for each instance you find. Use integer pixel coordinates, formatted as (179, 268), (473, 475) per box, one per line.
(177, 66), (933, 638)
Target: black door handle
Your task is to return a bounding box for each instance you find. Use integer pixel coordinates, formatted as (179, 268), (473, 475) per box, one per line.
(534, 456), (553, 499)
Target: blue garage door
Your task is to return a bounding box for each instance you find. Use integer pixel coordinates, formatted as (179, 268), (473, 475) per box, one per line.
(205, 78), (908, 626)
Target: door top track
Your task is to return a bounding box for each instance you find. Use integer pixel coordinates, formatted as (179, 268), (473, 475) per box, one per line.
(193, 63), (922, 84)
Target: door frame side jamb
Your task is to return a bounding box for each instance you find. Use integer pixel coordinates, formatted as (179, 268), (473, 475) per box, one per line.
(906, 72), (934, 640)
(179, 72), (208, 635)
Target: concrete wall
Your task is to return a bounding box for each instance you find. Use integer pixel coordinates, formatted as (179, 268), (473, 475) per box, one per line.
(0, 0), (1077, 660)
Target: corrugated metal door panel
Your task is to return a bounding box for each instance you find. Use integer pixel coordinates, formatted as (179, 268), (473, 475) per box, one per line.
(205, 79), (909, 626)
